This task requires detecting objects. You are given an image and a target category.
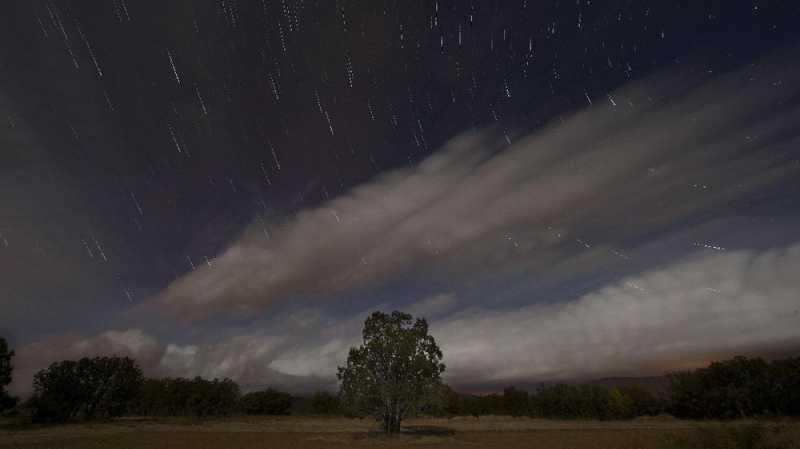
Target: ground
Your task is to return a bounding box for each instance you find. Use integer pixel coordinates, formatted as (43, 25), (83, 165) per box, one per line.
(1, 416), (799, 449)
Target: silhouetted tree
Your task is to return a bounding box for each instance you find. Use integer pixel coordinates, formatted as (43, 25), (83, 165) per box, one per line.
(606, 387), (634, 419)
(464, 394), (487, 418)
(132, 377), (240, 417)
(338, 311), (445, 434)
(503, 386), (529, 417)
(667, 355), (800, 419)
(0, 337), (17, 412)
(240, 388), (292, 415)
(31, 356), (143, 422)
(767, 357), (800, 416)
(618, 386), (664, 417)
(308, 391), (340, 415)
(438, 384), (464, 416)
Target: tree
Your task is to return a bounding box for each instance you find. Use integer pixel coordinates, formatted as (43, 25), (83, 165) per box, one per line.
(503, 386), (529, 417)
(437, 384), (464, 416)
(309, 391), (340, 415)
(618, 386), (664, 417)
(667, 356), (774, 419)
(338, 311), (445, 434)
(606, 387), (634, 420)
(132, 377), (240, 417)
(0, 337), (17, 411)
(240, 388), (292, 415)
(31, 356), (143, 422)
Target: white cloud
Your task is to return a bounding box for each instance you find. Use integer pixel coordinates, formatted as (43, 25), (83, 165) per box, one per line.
(149, 59), (800, 320)
(10, 242), (800, 395)
(433, 243), (800, 385)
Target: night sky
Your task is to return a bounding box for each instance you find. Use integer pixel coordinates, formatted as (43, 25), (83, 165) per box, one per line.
(2, 1), (800, 395)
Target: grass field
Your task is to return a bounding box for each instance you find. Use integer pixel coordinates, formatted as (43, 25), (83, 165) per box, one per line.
(1, 416), (799, 449)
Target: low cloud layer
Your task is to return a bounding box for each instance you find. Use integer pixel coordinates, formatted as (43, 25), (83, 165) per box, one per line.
(150, 58), (800, 320)
(12, 242), (800, 396)
(435, 242), (800, 387)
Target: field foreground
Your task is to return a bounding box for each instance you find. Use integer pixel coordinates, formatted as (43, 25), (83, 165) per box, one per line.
(2, 416), (799, 449)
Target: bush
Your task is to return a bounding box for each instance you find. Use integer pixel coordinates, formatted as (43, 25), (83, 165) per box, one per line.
(619, 385), (665, 417)
(667, 356), (800, 419)
(0, 337), (16, 413)
(530, 383), (660, 420)
(240, 388), (292, 415)
(31, 356), (143, 423)
(309, 391), (340, 415)
(503, 386), (529, 417)
(0, 394), (18, 414)
(132, 377), (240, 418)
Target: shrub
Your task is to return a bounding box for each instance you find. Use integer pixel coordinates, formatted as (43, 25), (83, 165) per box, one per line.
(0, 337), (17, 413)
(309, 391), (340, 415)
(667, 356), (800, 419)
(31, 356), (143, 423)
(132, 377), (240, 418)
(240, 388), (292, 415)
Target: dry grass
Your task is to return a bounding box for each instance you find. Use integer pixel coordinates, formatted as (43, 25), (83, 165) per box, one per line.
(1, 416), (798, 449)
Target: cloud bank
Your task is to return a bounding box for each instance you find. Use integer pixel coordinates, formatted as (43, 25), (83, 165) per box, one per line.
(12, 242), (800, 396)
(151, 59), (800, 320)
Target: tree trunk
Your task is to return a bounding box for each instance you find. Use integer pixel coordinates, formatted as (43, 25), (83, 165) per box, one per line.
(382, 406), (402, 434)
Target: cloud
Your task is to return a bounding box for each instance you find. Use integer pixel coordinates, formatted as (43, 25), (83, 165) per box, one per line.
(12, 241), (800, 396)
(149, 58), (800, 320)
(9, 56), (800, 396)
(406, 293), (459, 319)
(433, 242), (800, 387)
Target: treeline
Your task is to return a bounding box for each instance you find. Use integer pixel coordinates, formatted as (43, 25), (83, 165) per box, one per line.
(7, 354), (340, 423)
(667, 356), (800, 419)
(433, 356), (800, 420)
(434, 384), (664, 420)
(2, 336), (799, 423)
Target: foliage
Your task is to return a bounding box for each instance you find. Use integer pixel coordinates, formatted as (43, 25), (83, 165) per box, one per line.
(308, 391), (340, 415)
(0, 337), (13, 390)
(338, 311), (445, 434)
(463, 394), (489, 418)
(503, 386), (530, 417)
(31, 356), (143, 423)
(132, 377), (240, 418)
(620, 385), (664, 417)
(0, 337), (17, 412)
(429, 384), (463, 417)
(532, 384), (608, 419)
(667, 356), (800, 419)
(240, 388), (292, 415)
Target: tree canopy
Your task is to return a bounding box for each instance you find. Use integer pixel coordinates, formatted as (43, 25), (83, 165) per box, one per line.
(131, 376), (241, 418)
(667, 356), (800, 419)
(338, 311), (445, 434)
(240, 388), (292, 415)
(0, 337), (16, 411)
(31, 356), (143, 422)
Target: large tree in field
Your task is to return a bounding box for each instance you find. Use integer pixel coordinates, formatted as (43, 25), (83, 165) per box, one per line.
(338, 311), (445, 434)
(31, 356), (143, 422)
(0, 337), (17, 411)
